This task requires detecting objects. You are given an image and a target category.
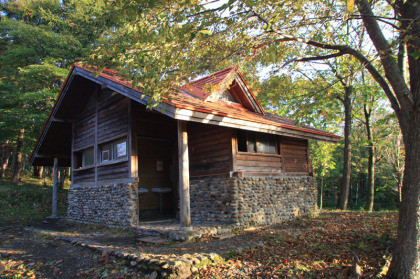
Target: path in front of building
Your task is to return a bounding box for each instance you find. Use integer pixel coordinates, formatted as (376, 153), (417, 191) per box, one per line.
(0, 220), (306, 278)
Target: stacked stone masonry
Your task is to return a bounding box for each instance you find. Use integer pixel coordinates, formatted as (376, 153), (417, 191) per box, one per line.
(67, 183), (138, 226)
(190, 176), (317, 226)
(67, 177), (317, 228)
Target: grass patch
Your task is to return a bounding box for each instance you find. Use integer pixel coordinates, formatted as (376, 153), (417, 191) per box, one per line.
(0, 177), (68, 223)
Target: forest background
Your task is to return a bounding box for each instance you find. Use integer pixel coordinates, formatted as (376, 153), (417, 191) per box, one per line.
(0, 0), (403, 211)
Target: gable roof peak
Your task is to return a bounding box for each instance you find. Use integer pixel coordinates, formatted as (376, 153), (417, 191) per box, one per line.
(181, 66), (265, 115)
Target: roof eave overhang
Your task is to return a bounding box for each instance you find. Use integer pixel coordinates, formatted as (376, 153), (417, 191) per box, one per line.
(173, 108), (340, 143)
(29, 65), (77, 166)
(30, 66), (177, 166)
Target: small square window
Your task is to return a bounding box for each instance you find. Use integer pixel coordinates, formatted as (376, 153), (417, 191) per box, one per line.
(101, 142), (112, 163)
(102, 150), (110, 162)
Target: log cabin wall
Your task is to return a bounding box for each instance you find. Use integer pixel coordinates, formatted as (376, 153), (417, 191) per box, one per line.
(72, 89), (130, 184)
(280, 137), (310, 175)
(187, 123), (232, 178)
(97, 94), (130, 182)
(231, 129), (310, 177)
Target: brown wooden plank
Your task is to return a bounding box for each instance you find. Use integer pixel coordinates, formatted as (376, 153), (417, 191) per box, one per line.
(230, 129), (237, 172)
(189, 149), (230, 161)
(190, 155), (230, 165)
(189, 130), (230, 143)
(237, 160), (282, 168)
(237, 166), (281, 172)
(236, 153), (281, 162)
(281, 144), (308, 150)
(241, 171), (283, 177)
(283, 154), (308, 161)
(190, 142), (230, 154)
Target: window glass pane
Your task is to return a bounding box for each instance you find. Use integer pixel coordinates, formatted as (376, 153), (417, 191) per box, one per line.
(256, 133), (276, 153)
(237, 130), (247, 152)
(247, 133), (256, 152)
(113, 138), (127, 158)
(83, 147), (94, 167)
(101, 142), (112, 162)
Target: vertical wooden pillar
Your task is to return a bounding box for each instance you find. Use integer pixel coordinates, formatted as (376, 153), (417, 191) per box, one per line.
(52, 157), (59, 217)
(177, 120), (191, 229)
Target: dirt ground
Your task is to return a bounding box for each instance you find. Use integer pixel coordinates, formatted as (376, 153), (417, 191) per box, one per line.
(0, 211), (397, 279)
(0, 217), (298, 279)
(0, 221), (147, 279)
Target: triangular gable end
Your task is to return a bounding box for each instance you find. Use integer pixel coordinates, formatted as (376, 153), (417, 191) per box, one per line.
(181, 67), (265, 115)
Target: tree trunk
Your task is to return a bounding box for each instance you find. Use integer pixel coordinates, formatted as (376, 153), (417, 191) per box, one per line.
(33, 166), (43, 178)
(0, 140), (11, 179)
(387, 119), (420, 278)
(338, 86), (352, 210)
(58, 167), (66, 190)
(319, 177), (323, 210)
(48, 166), (53, 180)
(396, 131), (404, 203)
(364, 105), (375, 212)
(11, 128), (24, 182)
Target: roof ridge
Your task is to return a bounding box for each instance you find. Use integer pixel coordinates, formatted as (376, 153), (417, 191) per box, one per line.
(189, 66), (236, 85)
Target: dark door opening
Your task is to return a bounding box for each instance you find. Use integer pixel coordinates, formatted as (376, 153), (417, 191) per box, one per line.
(137, 137), (175, 221)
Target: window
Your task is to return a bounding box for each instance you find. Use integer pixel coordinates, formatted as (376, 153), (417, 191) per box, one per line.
(101, 142), (112, 162)
(83, 147), (94, 167)
(237, 130), (277, 154)
(74, 147), (94, 169)
(237, 130), (247, 152)
(100, 137), (127, 163)
(256, 133), (276, 153)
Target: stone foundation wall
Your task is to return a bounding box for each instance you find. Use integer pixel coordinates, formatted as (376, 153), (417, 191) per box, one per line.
(232, 176), (317, 226)
(190, 176), (317, 226)
(190, 176), (236, 224)
(67, 183), (138, 227)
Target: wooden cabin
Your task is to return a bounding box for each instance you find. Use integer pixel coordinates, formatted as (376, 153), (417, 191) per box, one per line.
(30, 65), (340, 228)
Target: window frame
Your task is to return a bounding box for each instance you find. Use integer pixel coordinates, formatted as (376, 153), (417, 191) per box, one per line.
(99, 137), (128, 165)
(237, 130), (278, 155)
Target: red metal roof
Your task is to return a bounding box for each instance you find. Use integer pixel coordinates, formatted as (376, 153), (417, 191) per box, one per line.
(76, 64), (339, 139)
(30, 64), (341, 164)
(181, 67), (236, 100)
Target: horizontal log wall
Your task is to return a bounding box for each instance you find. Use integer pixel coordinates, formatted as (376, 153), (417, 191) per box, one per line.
(188, 123), (232, 177)
(72, 91), (130, 185)
(132, 103), (177, 139)
(73, 167), (95, 184)
(97, 161), (129, 182)
(73, 111), (95, 151)
(97, 94), (129, 143)
(280, 137), (309, 174)
(236, 153), (282, 175)
(232, 132), (310, 176)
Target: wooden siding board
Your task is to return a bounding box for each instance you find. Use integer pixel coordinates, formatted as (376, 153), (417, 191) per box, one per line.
(188, 124), (231, 177)
(97, 161), (129, 181)
(281, 137), (309, 174)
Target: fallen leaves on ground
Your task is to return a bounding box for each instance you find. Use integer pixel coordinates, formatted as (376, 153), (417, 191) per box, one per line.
(197, 211), (397, 279)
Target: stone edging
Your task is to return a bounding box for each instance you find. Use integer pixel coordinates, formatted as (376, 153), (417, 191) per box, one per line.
(30, 228), (265, 278)
(136, 223), (247, 242)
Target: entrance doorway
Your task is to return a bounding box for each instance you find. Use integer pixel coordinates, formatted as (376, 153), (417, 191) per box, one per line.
(137, 137), (175, 220)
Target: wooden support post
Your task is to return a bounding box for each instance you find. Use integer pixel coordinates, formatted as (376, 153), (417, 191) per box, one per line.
(177, 120), (191, 229)
(52, 157), (59, 218)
